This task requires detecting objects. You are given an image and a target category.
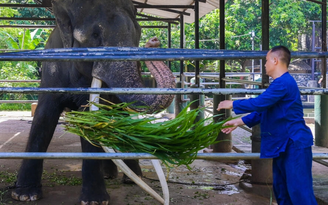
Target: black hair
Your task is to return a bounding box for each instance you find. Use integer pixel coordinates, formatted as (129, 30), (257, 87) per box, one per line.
(270, 45), (291, 67)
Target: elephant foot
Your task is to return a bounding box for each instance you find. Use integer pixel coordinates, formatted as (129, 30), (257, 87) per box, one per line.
(80, 188), (110, 205)
(103, 172), (117, 179)
(122, 174), (142, 184)
(102, 160), (118, 179)
(121, 159), (142, 184)
(81, 201), (109, 205)
(102, 166), (118, 179)
(11, 183), (42, 201)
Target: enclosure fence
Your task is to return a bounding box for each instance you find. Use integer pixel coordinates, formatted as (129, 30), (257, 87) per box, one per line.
(1, 48), (328, 160)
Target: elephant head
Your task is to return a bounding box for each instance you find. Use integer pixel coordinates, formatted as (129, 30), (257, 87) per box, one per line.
(51, 0), (176, 112)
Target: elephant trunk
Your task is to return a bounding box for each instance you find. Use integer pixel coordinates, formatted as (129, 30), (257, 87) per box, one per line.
(92, 60), (176, 113)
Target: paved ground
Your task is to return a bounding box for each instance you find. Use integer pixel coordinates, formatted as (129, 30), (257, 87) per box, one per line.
(0, 111), (327, 205)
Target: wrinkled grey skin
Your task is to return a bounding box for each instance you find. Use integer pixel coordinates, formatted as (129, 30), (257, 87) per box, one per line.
(11, 0), (175, 204)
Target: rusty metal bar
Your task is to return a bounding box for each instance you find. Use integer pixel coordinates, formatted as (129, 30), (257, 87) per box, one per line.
(222, 78), (270, 86)
(2, 87), (328, 95)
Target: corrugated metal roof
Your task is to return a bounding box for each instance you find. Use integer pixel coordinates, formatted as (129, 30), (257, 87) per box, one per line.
(134, 0), (221, 23)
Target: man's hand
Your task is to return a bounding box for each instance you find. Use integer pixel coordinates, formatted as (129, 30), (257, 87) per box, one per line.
(221, 118), (245, 134)
(145, 37), (160, 48)
(217, 100), (233, 111)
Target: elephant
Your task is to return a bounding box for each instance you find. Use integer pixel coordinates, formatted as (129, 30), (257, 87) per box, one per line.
(11, 0), (176, 204)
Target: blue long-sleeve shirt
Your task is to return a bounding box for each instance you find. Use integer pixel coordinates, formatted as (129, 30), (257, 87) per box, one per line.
(233, 72), (313, 158)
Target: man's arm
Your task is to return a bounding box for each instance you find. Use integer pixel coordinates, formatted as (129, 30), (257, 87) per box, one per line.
(233, 81), (286, 114)
(217, 100), (233, 111)
(221, 112), (261, 134)
(221, 118), (244, 134)
(218, 80), (286, 115)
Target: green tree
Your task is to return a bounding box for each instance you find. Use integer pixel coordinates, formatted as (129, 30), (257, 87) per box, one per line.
(139, 0), (321, 73)
(270, 0), (321, 50)
(0, 1), (51, 110)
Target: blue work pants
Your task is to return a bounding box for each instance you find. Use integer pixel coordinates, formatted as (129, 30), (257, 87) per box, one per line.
(272, 140), (317, 205)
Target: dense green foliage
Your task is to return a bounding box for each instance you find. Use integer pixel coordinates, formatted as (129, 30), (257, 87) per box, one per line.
(0, 1), (53, 110)
(65, 100), (227, 167)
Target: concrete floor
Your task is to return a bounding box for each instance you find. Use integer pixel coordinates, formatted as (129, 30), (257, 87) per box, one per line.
(0, 111), (327, 205)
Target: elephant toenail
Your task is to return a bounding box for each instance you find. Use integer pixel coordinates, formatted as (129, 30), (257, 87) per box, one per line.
(11, 191), (19, 200)
(19, 195), (30, 201)
(30, 195), (39, 201)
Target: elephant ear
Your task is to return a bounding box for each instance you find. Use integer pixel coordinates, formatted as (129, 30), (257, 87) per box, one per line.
(51, 0), (73, 48)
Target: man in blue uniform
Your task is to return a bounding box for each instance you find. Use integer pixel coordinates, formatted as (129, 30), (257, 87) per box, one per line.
(217, 46), (317, 205)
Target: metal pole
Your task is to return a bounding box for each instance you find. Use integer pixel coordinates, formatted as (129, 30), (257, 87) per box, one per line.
(251, 30), (255, 76)
(194, 0), (200, 87)
(315, 0), (328, 148)
(4, 87), (328, 95)
(322, 1), (327, 89)
(168, 22), (172, 69)
(0, 152), (326, 160)
(176, 15), (187, 115)
(1, 49), (326, 62)
(248, 0), (272, 186)
(262, 0), (269, 86)
(179, 15), (184, 82)
(213, 0), (232, 153)
(312, 21), (316, 80)
(166, 22), (175, 115)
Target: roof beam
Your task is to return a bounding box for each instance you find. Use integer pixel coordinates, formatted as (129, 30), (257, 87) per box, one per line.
(135, 5), (194, 9)
(141, 26), (168, 29)
(137, 18), (179, 22)
(133, 1), (191, 16)
(305, 0), (325, 5)
(136, 13), (179, 24)
(0, 16), (179, 24)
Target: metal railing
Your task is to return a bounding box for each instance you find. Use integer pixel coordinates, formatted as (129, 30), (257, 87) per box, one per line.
(0, 152), (327, 160)
(1, 48), (328, 160)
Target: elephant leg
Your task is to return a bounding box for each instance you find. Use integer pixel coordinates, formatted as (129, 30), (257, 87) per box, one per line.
(102, 160), (118, 179)
(102, 159), (142, 183)
(80, 138), (110, 204)
(12, 96), (63, 201)
(122, 159), (143, 184)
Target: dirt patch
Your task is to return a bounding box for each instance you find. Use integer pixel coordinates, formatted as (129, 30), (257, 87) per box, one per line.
(3, 111), (327, 205)
(0, 160), (276, 205)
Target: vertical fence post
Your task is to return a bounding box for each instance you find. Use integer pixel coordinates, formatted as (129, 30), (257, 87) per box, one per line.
(246, 0), (273, 187)
(189, 85), (205, 122)
(315, 0), (328, 148)
(175, 82), (188, 117)
(250, 125), (272, 184)
(213, 0), (232, 153)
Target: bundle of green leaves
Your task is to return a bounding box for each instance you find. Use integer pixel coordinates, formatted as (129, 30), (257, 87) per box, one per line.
(65, 101), (229, 167)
